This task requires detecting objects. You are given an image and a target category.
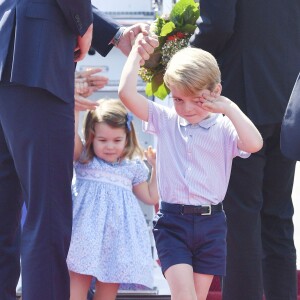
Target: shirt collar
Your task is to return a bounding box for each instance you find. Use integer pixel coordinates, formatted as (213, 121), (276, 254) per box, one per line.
(179, 113), (221, 129)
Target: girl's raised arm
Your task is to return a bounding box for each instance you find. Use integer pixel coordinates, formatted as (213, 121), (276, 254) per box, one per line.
(73, 110), (83, 161)
(133, 146), (159, 205)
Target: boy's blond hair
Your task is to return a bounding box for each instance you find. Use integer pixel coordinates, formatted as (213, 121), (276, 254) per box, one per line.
(81, 98), (144, 163)
(164, 47), (221, 95)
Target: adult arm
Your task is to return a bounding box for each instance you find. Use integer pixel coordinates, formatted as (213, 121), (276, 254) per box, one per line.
(56, 0), (93, 36)
(56, 0), (93, 61)
(91, 6), (120, 56)
(189, 0), (238, 56)
(92, 6), (158, 60)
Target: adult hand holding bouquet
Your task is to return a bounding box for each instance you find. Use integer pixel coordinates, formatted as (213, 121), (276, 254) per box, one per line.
(139, 0), (199, 100)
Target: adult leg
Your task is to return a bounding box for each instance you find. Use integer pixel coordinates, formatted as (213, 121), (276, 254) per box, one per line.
(261, 124), (297, 300)
(0, 116), (23, 300)
(94, 281), (119, 300)
(222, 139), (267, 300)
(0, 85), (74, 300)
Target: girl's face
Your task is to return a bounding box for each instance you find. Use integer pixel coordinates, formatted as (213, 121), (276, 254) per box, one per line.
(93, 122), (127, 163)
(170, 85), (216, 124)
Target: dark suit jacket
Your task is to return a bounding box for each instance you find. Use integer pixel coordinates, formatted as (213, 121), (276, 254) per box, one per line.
(91, 6), (119, 57)
(0, 1), (120, 103)
(281, 74), (300, 160)
(0, 0), (93, 102)
(190, 0), (300, 126)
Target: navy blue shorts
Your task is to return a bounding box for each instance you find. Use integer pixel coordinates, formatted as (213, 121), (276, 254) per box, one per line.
(153, 202), (227, 276)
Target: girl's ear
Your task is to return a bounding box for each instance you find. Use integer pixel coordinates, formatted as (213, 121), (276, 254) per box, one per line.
(213, 83), (222, 96)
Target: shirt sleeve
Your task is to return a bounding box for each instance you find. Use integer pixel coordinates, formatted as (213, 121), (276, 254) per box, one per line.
(223, 116), (250, 159)
(142, 100), (173, 135)
(132, 160), (149, 186)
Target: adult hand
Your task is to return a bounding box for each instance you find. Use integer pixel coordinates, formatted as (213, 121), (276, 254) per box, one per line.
(75, 68), (108, 97)
(74, 93), (99, 111)
(117, 23), (159, 62)
(74, 23), (93, 62)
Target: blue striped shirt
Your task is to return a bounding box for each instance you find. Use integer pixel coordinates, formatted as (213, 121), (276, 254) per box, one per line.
(143, 100), (250, 205)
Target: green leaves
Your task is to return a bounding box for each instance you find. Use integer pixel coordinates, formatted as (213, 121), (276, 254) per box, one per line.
(139, 0), (200, 100)
(160, 22), (176, 37)
(171, 0), (199, 27)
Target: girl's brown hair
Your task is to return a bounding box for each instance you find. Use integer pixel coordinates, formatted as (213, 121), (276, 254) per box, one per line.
(81, 98), (144, 163)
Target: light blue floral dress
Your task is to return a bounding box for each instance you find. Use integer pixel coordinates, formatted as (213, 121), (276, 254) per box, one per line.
(67, 157), (154, 288)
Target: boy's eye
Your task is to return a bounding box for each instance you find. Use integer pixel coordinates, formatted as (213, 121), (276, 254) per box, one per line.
(172, 97), (183, 102)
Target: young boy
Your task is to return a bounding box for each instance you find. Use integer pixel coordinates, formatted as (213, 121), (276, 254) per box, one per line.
(118, 36), (263, 300)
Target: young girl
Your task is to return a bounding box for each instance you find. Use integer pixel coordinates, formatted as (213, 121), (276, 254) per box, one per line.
(67, 98), (159, 300)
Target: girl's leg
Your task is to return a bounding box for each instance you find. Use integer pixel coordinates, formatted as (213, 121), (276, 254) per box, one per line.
(94, 281), (120, 300)
(165, 264), (197, 300)
(193, 273), (214, 300)
(69, 271), (93, 300)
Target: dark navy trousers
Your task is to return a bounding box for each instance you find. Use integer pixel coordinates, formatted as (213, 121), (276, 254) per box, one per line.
(223, 123), (297, 300)
(0, 83), (74, 300)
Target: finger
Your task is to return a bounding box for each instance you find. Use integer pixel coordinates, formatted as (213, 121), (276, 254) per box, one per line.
(82, 68), (103, 77)
(137, 46), (150, 62)
(75, 96), (98, 111)
(138, 39), (156, 55)
(144, 35), (159, 47)
(139, 23), (150, 33)
(88, 76), (108, 85)
(139, 58), (145, 66)
(130, 23), (150, 35)
(88, 80), (108, 90)
(75, 81), (89, 94)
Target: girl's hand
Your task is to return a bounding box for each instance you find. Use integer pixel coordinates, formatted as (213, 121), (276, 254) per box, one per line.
(144, 146), (156, 167)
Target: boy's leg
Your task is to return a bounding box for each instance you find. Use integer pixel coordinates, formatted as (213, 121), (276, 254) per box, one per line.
(69, 271), (93, 300)
(94, 281), (119, 300)
(194, 273), (214, 300)
(165, 264), (197, 300)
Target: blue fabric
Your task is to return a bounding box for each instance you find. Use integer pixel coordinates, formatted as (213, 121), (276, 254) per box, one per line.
(67, 157), (154, 288)
(153, 202), (227, 276)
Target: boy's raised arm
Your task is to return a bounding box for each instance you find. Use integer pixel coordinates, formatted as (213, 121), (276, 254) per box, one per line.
(224, 101), (263, 153)
(202, 93), (263, 153)
(118, 33), (152, 122)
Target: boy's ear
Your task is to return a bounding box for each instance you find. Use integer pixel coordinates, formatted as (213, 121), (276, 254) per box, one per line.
(213, 83), (222, 96)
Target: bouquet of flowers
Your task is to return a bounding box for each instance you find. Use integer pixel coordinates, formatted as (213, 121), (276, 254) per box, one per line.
(139, 0), (199, 100)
